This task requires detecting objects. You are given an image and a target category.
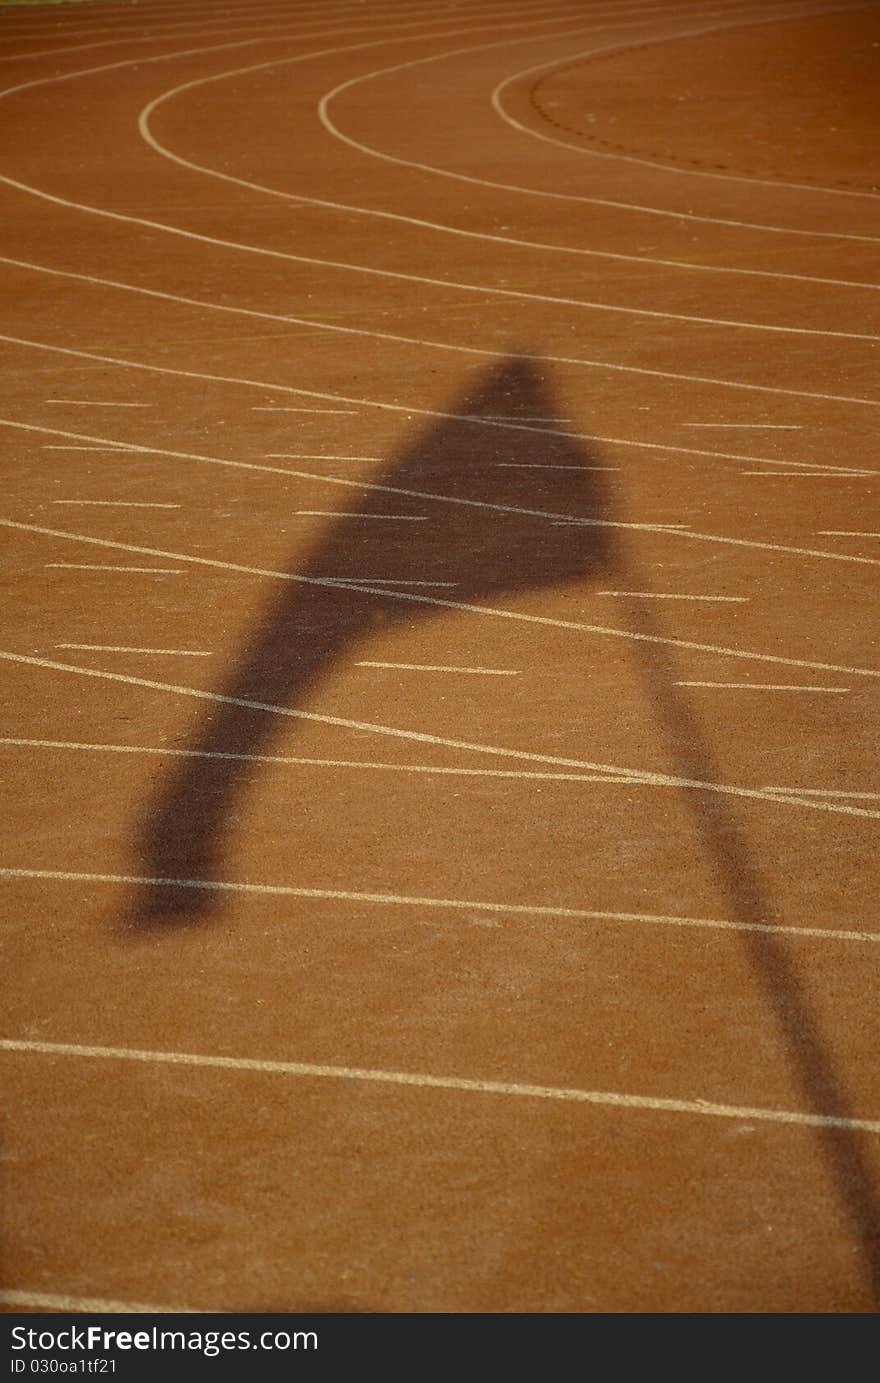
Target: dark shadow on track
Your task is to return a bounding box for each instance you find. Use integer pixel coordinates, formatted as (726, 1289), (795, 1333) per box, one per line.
(129, 354), (880, 1298)
(132, 355), (614, 923)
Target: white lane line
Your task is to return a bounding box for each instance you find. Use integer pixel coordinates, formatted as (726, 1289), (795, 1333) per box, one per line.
(43, 445), (131, 451)
(0, 1291), (197, 1316)
(252, 406), (358, 413)
(2, 649), (878, 823)
(46, 563), (184, 573)
(45, 399), (150, 407)
(6, 414), (880, 577)
(683, 423), (803, 429)
(0, 736), (657, 788)
(495, 463), (620, 471)
(677, 682), (849, 693)
(764, 786), (880, 800)
(481, 415), (571, 423)
(55, 644), (211, 656)
(52, 500), (180, 509)
(295, 511), (428, 521)
(490, 10), (880, 202)
(7, 320), (877, 482)
(3, 248), (879, 420)
(356, 661), (519, 675)
(267, 453), (382, 461)
(35, 20), (880, 359)
(4, 517), (880, 692)
(747, 460), (873, 475)
(819, 531), (880, 537)
(324, 578), (458, 586)
(600, 591), (747, 602)
(138, 5), (880, 290)
(2, 1032), (879, 1129)
(317, 13), (880, 247)
(741, 470), (870, 477)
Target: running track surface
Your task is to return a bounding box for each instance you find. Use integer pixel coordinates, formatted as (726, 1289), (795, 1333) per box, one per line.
(0, 0), (878, 1314)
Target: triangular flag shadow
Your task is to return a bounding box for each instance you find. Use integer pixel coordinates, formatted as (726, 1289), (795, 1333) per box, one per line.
(134, 356), (615, 922)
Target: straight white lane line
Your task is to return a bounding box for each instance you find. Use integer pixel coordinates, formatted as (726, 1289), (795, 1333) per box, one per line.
(495, 463), (620, 471)
(764, 787), (880, 800)
(356, 661), (519, 675)
(683, 423), (803, 429)
(52, 500), (179, 509)
(295, 511), (428, 520)
(2, 1033), (879, 1129)
(56, 644), (211, 656)
(600, 591), (747, 602)
(45, 400), (149, 407)
(3, 518), (879, 690)
(0, 736), (654, 787)
(741, 470), (870, 477)
(1, 649), (878, 821)
(678, 682), (849, 693)
(43, 445), (131, 452)
(819, 531), (880, 537)
(324, 578), (458, 587)
(46, 563), (184, 573)
(0, 1291), (197, 1316)
(252, 406), (358, 413)
(267, 453), (382, 461)
(6, 322), (872, 480)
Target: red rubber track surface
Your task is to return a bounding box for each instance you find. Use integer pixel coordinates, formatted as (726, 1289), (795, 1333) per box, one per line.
(0, 0), (878, 1314)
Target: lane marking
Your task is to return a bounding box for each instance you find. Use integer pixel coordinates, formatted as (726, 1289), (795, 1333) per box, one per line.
(323, 578), (458, 587)
(267, 453), (383, 460)
(2, 1032), (879, 1130)
(741, 470), (870, 477)
(51, 500), (180, 509)
(56, 644), (211, 656)
(1, 649), (878, 821)
(43, 445), (136, 452)
(600, 591), (747, 602)
(317, 10), (880, 246)
(294, 510), (428, 520)
(252, 406), (358, 413)
(5, 373), (880, 569)
(0, 1291), (196, 1316)
(764, 787), (880, 800)
(45, 400), (149, 407)
(4, 319), (875, 477)
(683, 423), (803, 429)
(0, 735), (648, 787)
(819, 531), (880, 537)
(3, 249), (880, 435)
(46, 563), (184, 573)
(490, 11), (880, 201)
(677, 681), (849, 693)
(356, 661), (519, 675)
(494, 463), (620, 471)
(3, 516), (879, 689)
(138, 3), (880, 291)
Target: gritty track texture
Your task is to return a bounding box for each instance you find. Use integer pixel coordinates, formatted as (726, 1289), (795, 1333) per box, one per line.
(0, 0), (878, 1314)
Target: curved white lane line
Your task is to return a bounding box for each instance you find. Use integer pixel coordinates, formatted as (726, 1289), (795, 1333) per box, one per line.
(5, 23), (868, 345)
(138, 44), (880, 294)
(1, 245), (877, 415)
(3, 322), (880, 501)
(3, 511), (880, 689)
(318, 9), (880, 244)
(491, 6), (880, 200)
(1, 650), (878, 822)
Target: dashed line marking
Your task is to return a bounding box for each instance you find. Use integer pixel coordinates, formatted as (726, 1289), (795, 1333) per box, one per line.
(677, 682), (849, 693)
(56, 644), (211, 656)
(356, 661), (519, 676)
